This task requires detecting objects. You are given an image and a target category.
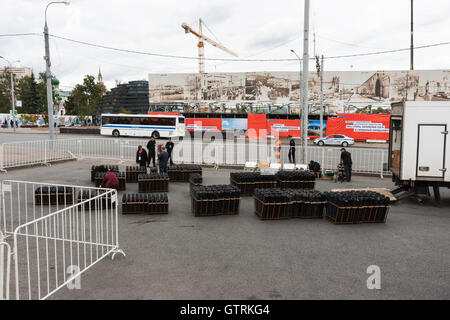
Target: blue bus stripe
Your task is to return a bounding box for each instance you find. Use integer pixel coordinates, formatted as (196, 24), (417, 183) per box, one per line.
(102, 125), (176, 130)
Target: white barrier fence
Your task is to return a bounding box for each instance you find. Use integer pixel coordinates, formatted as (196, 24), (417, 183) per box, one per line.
(0, 138), (389, 176)
(0, 180), (124, 300)
(0, 231), (11, 300)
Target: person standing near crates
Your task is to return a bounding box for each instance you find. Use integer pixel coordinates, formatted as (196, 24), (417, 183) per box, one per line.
(158, 147), (169, 174)
(136, 145), (148, 167)
(288, 135), (296, 163)
(165, 137), (174, 166)
(146, 137), (156, 167)
(340, 148), (352, 182)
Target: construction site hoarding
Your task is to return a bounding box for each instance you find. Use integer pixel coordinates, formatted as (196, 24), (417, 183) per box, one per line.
(326, 114), (390, 142)
(149, 70), (450, 110)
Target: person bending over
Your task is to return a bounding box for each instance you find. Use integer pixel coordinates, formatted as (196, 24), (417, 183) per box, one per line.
(340, 148), (352, 182)
(101, 168), (119, 190)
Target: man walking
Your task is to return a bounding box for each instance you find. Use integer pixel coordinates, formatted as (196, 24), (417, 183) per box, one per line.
(146, 137), (156, 167)
(158, 146), (169, 174)
(288, 135), (296, 163)
(165, 137), (174, 166)
(340, 148), (352, 182)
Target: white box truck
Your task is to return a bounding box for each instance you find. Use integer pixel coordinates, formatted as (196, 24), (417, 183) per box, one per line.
(389, 101), (449, 202)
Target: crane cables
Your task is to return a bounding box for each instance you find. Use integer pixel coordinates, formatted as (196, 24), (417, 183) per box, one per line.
(1, 32), (450, 62)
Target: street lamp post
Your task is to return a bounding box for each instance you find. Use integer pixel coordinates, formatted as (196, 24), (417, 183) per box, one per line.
(0, 56), (20, 133)
(44, 1), (70, 144)
(301, 0), (310, 164)
(290, 49), (305, 163)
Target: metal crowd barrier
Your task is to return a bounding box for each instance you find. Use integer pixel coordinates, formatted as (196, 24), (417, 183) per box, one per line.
(0, 138), (389, 177)
(0, 180), (125, 300)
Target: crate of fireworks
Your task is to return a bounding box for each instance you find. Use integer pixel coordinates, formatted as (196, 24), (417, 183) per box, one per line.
(324, 190), (390, 224)
(230, 179), (256, 196)
(189, 173), (203, 194)
(190, 185), (240, 217)
(168, 165), (202, 182)
(325, 202), (362, 224)
(126, 166), (147, 183)
(253, 197), (291, 220)
(275, 171), (316, 189)
(287, 189), (325, 219)
(358, 205), (390, 223)
(122, 193), (168, 215)
(191, 195), (240, 217)
(94, 172), (126, 190)
(77, 190), (116, 209)
(233, 180), (278, 197)
(138, 173), (169, 193)
(34, 186), (74, 205)
(90, 165), (119, 182)
(277, 179), (315, 189)
(291, 200), (325, 218)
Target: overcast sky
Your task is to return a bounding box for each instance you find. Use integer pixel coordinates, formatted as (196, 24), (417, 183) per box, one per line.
(1, 0), (449, 90)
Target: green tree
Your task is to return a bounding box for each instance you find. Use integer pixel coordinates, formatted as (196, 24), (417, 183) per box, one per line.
(0, 70), (18, 113)
(17, 73), (42, 114)
(66, 75), (105, 118)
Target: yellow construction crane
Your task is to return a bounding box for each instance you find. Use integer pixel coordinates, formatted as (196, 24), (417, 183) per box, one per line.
(182, 18), (238, 73)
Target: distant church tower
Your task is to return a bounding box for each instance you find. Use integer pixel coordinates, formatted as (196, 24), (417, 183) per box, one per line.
(97, 67), (104, 85)
(97, 67), (107, 96)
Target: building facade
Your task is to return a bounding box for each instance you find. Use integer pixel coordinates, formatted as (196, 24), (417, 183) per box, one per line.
(0, 67), (32, 80)
(96, 80), (149, 115)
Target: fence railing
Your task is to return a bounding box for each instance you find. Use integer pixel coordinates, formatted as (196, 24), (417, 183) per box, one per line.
(0, 180), (124, 300)
(0, 138), (389, 177)
(0, 231), (11, 300)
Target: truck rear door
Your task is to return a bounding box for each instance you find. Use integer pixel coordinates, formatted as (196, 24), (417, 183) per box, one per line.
(416, 124), (447, 178)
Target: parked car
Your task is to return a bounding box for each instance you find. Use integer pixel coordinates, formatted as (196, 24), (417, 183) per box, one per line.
(313, 134), (355, 147)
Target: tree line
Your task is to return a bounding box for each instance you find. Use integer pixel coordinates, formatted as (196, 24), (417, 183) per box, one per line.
(0, 71), (105, 120)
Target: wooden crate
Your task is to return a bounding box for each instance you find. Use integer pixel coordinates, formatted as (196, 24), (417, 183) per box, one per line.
(277, 179), (315, 189)
(122, 195), (168, 215)
(290, 201), (325, 219)
(230, 178), (255, 196)
(138, 176), (169, 193)
(126, 166), (147, 183)
(359, 205), (390, 223)
(191, 194), (240, 217)
(253, 197), (291, 220)
(35, 188), (74, 206)
(325, 202), (361, 224)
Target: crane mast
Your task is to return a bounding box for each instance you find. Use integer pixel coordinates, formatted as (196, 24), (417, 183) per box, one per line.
(182, 18), (237, 74)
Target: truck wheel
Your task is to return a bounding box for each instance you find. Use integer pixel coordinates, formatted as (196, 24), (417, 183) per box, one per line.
(341, 141), (348, 147)
(318, 141), (325, 146)
(112, 130), (120, 137)
(152, 131), (160, 139)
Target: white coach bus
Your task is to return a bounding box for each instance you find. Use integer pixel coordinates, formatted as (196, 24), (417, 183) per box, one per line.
(100, 114), (185, 138)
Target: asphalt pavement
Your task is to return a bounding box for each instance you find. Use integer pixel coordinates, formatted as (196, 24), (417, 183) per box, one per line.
(1, 159), (448, 300)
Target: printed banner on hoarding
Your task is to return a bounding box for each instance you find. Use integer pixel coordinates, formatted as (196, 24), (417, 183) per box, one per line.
(326, 114), (390, 141)
(185, 118), (222, 132)
(221, 118), (248, 131)
(267, 119), (301, 137)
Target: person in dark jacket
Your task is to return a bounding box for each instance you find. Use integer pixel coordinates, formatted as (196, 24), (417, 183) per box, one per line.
(146, 137), (156, 167)
(165, 138), (174, 166)
(101, 169), (119, 189)
(136, 145), (148, 167)
(288, 135), (296, 163)
(340, 148), (352, 182)
(158, 147), (169, 174)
